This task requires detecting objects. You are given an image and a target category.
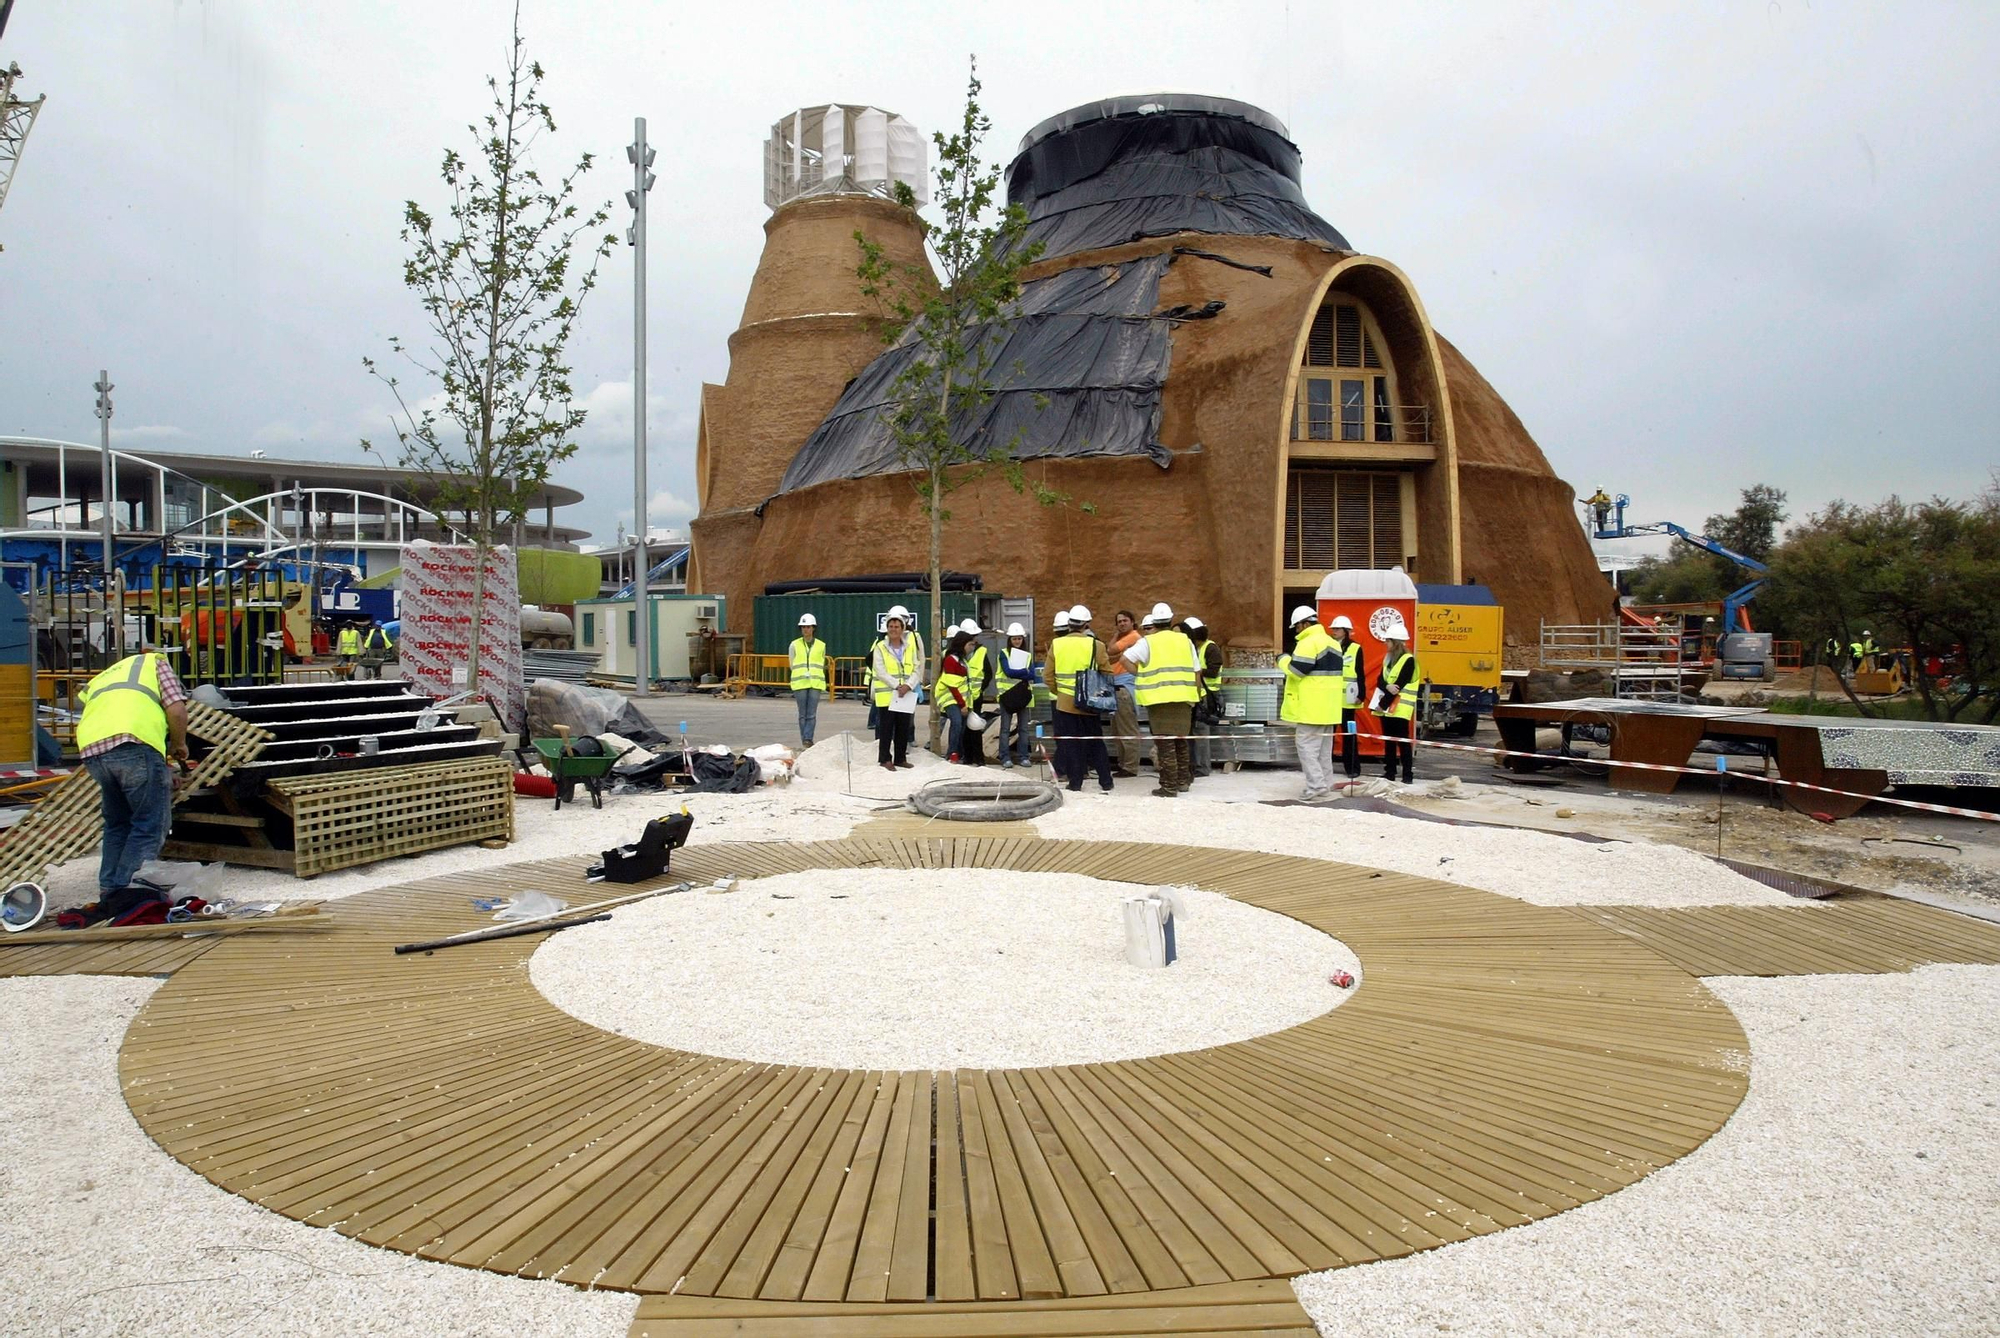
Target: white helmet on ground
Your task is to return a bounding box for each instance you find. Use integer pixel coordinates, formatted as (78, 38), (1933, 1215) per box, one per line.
(1068, 604), (1092, 623)
(2, 881), (47, 933)
(1382, 618), (1411, 641)
(1006, 622), (1026, 638)
(797, 613), (817, 627)
(1147, 601), (1173, 626)
(1054, 610), (1071, 629)
(1329, 615), (1353, 631)
(885, 604), (912, 624)
(1289, 605), (1318, 628)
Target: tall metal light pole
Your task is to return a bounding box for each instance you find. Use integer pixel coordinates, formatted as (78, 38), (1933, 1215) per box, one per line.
(93, 369), (118, 657)
(626, 118), (656, 696)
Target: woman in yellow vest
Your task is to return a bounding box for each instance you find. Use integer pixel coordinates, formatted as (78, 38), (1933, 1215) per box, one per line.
(870, 605), (925, 770)
(1374, 617), (1422, 784)
(788, 613), (828, 747)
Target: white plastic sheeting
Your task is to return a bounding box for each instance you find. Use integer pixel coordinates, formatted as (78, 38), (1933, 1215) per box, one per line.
(764, 104), (929, 209)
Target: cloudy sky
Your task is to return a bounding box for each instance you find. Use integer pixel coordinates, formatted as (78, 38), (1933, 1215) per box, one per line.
(3, 1), (1996, 556)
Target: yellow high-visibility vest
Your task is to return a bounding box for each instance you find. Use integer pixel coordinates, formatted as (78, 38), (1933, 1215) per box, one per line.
(1384, 651), (1422, 721)
(1195, 639), (1223, 694)
(76, 654), (169, 757)
(870, 636), (921, 707)
(1133, 629), (1200, 707)
(965, 644), (990, 698)
(1286, 625), (1344, 725)
(337, 627), (361, 655)
(788, 637), (828, 692)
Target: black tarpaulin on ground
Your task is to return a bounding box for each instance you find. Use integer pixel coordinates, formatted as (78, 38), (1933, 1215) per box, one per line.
(1005, 94), (1350, 262)
(773, 253), (1178, 497)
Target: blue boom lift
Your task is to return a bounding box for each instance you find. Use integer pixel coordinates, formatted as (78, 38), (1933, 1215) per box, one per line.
(1584, 492), (1769, 631)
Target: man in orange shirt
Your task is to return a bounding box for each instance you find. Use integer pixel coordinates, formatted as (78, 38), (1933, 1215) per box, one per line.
(1107, 609), (1142, 777)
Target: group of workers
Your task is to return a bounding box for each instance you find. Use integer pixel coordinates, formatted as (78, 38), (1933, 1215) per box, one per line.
(785, 600), (1423, 799)
(332, 621), (394, 677)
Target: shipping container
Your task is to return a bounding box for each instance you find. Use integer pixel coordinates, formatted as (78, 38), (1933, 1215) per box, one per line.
(751, 591), (984, 658)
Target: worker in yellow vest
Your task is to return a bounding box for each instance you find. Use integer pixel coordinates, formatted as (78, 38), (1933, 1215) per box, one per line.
(336, 623), (362, 675)
(869, 605), (925, 770)
(1122, 602), (1201, 797)
(789, 613), (829, 747)
(958, 618), (993, 765)
(1184, 615), (1228, 779)
(76, 648), (190, 903)
(1050, 605), (1115, 792)
(1328, 615), (1365, 784)
(1375, 618), (1422, 783)
(1284, 607), (1346, 801)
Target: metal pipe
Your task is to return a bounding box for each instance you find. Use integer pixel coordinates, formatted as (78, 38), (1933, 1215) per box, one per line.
(629, 116), (654, 697)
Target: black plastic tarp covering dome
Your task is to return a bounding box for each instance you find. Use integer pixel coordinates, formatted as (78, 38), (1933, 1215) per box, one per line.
(773, 252), (1177, 498)
(1005, 93), (1349, 262)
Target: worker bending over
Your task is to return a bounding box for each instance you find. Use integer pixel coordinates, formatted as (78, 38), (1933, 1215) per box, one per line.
(789, 613), (828, 747)
(1375, 618), (1422, 784)
(1283, 607), (1345, 801)
(76, 646), (190, 914)
(1122, 602), (1201, 797)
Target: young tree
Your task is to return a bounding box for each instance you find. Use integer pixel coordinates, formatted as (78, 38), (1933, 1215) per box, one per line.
(363, 3), (614, 691)
(1764, 489), (2000, 721)
(854, 57), (1057, 746)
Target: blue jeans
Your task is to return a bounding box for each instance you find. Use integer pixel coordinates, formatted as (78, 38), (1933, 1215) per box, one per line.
(996, 702), (1033, 764)
(944, 704), (966, 759)
(795, 689), (822, 746)
(84, 742), (172, 893)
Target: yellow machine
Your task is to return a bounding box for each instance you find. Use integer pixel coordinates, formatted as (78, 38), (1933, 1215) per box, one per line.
(1414, 588), (1504, 735)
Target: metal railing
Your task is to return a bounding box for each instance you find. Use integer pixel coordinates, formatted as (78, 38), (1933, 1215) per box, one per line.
(1291, 394), (1434, 445)
(1539, 619), (1705, 701)
(725, 653), (875, 698)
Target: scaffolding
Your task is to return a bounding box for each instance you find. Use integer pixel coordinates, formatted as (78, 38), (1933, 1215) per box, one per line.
(0, 61), (46, 231)
(1539, 617), (1706, 701)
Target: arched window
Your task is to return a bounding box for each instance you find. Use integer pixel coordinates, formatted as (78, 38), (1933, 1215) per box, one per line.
(1295, 300), (1413, 443)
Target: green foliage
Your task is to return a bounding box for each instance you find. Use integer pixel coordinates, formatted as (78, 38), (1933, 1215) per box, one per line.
(362, 3), (614, 680)
(1763, 487), (2000, 722)
(853, 56), (1057, 740)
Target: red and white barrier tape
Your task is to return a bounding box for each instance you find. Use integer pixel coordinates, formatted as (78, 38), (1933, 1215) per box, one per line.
(1026, 720), (2000, 823)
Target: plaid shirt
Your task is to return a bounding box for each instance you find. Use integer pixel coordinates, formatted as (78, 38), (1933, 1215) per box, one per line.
(81, 655), (189, 759)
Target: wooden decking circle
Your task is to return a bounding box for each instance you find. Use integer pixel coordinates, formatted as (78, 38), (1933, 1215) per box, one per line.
(118, 836), (1750, 1312)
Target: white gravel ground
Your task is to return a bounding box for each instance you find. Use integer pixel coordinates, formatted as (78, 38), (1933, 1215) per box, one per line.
(1032, 790), (1794, 907)
(532, 869), (1361, 1070)
(32, 786), (867, 910)
(1292, 964), (2000, 1336)
(0, 975), (637, 1338)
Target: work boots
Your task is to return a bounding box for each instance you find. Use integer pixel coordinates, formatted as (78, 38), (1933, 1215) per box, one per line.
(1152, 741), (1191, 797)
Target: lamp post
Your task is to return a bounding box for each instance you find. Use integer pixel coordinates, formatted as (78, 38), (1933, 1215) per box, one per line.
(626, 118), (656, 696)
(93, 369), (118, 657)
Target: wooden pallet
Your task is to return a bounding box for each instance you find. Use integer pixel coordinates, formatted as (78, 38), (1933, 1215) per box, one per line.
(1565, 896), (2000, 976)
(119, 837), (1756, 1309)
(0, 704), (274, 887)
(265, 756), (515, 878)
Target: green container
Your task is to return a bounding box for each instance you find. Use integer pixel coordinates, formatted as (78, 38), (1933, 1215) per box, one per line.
(752, 591), (978, 658)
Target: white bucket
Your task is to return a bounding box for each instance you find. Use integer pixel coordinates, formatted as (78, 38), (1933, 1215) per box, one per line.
(1122, 895), (1177, 968)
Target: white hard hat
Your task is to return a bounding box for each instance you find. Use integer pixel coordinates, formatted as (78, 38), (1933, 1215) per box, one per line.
(886, 604), (912, 623)
(1054, 610), (1071, 628)
(2, 881), (47, 933)
(1383, 618), (1411, 641)
(958, 618), (981, 635)
(1006, 622), (1026, 638)
(1330, 615), (1353, 631)
(1183, 615), (1204, 631)
(797, 613), (817, 627)
(1289, 605), (1318, 627)
(1068, 604), (1092, 622)
(1148, 601), (1173, 625)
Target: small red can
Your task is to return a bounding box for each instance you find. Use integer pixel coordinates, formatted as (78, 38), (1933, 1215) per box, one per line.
(1329, 971), (1355, 989)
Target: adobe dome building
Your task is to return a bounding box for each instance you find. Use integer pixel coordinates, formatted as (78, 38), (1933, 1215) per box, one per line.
(690, 94), (1611, 652)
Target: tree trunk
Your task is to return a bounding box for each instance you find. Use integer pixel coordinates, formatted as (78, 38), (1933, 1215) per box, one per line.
(926, 461), (945, 753)
(465, 536), (488, 704)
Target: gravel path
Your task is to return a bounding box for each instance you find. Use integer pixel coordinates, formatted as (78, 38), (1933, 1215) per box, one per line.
(1032, 791), (1794, 907)
(532, 869), (1360, 1070)
(1292, 964), (2000, 1336)
(0, 975), (637, 1338)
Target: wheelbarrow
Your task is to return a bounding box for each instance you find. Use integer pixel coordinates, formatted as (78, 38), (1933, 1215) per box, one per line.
(531, 726), (632, 811)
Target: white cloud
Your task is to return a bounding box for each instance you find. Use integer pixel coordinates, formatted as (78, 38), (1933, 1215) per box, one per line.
(648, 488), (695, 525)
(110, 424), (189, 442)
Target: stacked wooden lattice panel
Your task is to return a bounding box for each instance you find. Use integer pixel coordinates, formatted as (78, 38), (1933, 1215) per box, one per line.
(269, 756), (514, 877)
(0, 702), (271, 887)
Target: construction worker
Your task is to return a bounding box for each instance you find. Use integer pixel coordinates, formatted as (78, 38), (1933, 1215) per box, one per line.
(76, 646), (190, 907)
(1328, 615), (1365, 783)
(995, 622), (1036, 768)
(1185, 615), (1228, 779)
(937, 628), (975, 763)
(870, 605), (925, 770)
(1106, 610), (1143, 778)
(1123, 602), (1201, 797)
(358, 622), (393, 679)
(789, 613), (828, 747)
(1284, 607), (1344, 800)
(1376, 619), (1422, 783)
(336, 622), (362, 675)
(1849, 629), (1879, 673)
(959, 618), (992, 765)
(1050, 604), (1115, 792)
(1585, 487), (1613, 532)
